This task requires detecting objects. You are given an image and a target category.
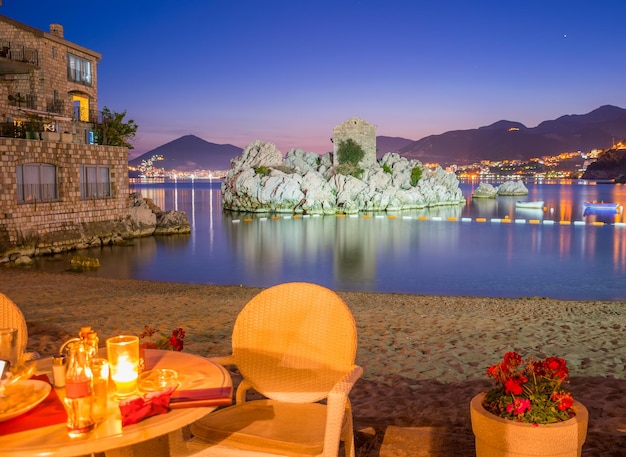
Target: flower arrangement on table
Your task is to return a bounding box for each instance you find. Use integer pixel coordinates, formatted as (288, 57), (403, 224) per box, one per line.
(482, 351), (575, 424)
(139, 326), (185, 351)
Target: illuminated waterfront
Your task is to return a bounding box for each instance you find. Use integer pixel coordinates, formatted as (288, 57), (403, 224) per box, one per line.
(31, 180), (626, 301)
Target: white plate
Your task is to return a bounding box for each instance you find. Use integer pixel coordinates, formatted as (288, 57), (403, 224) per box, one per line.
(0, 380), (52, 422)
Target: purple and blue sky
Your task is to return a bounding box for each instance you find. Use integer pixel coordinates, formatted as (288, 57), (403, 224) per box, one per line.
(2, 1), (625, 159)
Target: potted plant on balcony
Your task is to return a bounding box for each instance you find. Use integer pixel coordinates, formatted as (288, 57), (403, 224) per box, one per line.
(470, 352), (588, 457)
(23, 114), (43, 140)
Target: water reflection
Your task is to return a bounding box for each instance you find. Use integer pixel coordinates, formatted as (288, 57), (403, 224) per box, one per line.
(29, 181), (626, 301)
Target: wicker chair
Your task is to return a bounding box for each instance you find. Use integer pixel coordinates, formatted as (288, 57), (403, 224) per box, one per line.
(174, 282), (362, 457)
(0, 292), (28, 357)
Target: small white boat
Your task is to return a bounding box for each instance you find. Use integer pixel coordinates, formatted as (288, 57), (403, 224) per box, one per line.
(515, 200), (544, 209)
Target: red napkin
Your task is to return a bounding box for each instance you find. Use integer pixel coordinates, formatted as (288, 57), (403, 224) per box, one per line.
(0, 374), (67, 436)
(119, 387), (176, 426)
(169, 386), (233, 409)
(118, 386), (233, 426)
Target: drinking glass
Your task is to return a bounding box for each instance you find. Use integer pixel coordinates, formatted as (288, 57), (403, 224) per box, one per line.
(0, 328), (18, 366)
(91, 357), (110, 421)
(106, 335), (139, 397)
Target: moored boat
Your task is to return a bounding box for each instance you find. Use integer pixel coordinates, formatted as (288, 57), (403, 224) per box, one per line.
(515, 200), (544, 209)
(583, 201), (619, 210)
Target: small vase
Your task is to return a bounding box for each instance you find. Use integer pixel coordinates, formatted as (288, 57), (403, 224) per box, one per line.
(470, 392), (588, 457)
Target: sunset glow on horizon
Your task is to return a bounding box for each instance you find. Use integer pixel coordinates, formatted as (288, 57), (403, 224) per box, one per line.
(2, 0), (625, 158)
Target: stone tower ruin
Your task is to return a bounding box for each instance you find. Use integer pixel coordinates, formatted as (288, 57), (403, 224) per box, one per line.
(332, 117), (376, 167)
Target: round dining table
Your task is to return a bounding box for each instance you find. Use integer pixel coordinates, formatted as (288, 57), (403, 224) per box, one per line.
(0, 349), (232, 457)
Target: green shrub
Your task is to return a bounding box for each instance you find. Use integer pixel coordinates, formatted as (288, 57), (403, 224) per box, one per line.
(336, 163), (364, 180)
(410, 166), (423, 186)
(254, 166), (271, 177)
(382, 164), (392, 174)
(337, 138), (365, 166)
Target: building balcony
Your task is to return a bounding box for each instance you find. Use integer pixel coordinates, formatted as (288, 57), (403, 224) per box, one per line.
(8, 92), (37, 110)
(0, 39), (38, 74)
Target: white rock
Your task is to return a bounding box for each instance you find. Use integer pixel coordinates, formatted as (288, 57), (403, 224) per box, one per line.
(472, 183), (498, 198)
(14, 255), (33, 265)
(497, 180), (529, 196)
(221, 140), (465, 213)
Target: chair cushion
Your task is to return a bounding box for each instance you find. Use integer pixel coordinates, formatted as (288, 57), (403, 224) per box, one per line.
(190, 400), (328, 456)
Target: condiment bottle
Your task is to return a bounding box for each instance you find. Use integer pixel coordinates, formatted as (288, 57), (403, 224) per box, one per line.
(64, 341), (95, 437)
(52, 353), (67, 388)
(85, 330), (99, 358)
(79, 326), (92, 339)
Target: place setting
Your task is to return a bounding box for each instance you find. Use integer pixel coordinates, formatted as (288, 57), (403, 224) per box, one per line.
(0, 327), (43, 424)
(0, 324), (233, 457)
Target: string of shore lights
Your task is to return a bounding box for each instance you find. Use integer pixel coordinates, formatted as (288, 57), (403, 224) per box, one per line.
(231, 213), (626, 227)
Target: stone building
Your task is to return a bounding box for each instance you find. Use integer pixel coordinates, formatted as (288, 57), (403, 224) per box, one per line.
(0, 15), (100, 142)
(332, 117), (376, 167)
(0, 15), (133, 261)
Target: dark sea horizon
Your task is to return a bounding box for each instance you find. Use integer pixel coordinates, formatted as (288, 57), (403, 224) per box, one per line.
(30, 179), (626, 301)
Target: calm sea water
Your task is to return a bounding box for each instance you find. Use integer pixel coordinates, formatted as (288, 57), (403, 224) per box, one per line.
(32, 180), (626, 301)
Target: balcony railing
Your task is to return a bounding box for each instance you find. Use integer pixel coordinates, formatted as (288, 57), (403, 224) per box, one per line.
(46, 99), (66, 115)
(0, 39), (38, 66)
(0, 121), (20, 138)
(8, 93), (37, 110)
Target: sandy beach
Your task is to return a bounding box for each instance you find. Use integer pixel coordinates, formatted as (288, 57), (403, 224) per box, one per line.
(1, 267), (625, 456)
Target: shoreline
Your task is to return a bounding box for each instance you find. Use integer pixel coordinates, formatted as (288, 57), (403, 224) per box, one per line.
(1, 268), (625, 455)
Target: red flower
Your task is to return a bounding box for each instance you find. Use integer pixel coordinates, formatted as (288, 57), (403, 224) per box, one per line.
(503, 351), (523, 368)
(506, 398), (531, 416)
(483, 353), (576, 424)
(552, 392), (574, 411)
(543, 357), (569, 380)
(168, 328), (185, 351)
(504, 376), (527, 395)
(140, 325), (185, 351)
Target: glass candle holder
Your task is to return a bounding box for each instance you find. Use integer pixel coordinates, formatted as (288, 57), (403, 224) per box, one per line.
(106, 335), (139, 398)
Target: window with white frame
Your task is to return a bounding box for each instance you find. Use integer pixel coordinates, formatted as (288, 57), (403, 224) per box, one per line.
(16, 163), (58, 203)
(80, 165), (111, 199)
(67, 53), (92, 86)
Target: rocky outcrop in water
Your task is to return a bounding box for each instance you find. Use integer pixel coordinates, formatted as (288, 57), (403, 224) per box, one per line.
(222, 141), (465, 214)
(471, 183), (498, 198)
(496, 180), (529, 196)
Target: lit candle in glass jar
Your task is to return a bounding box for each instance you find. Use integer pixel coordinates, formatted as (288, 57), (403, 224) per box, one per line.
(106, 336), (139, 397)
(111, 355), (137, 394)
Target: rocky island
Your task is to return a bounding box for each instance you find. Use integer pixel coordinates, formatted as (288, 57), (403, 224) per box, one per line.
(222, 139), (465, 214)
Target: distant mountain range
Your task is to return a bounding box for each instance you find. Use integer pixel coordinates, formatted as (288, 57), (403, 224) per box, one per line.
(129, 105), (626, 172)
(395, 105), (626, 166)
(128, 135), (242, 172)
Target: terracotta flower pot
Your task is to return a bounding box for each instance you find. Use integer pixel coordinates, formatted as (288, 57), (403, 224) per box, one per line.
(470, 392), (588, 457)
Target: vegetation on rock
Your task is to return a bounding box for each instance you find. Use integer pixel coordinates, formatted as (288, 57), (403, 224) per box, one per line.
(253, 165), (271, 177)
(337, 139), (365, 179)
(337, 138), (365, 166)
(410, 166), (422, 186)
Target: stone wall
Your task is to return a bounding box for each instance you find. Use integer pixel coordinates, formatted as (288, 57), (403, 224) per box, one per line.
(332, 117), (377, 167)
(0, 137), (129, 257)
